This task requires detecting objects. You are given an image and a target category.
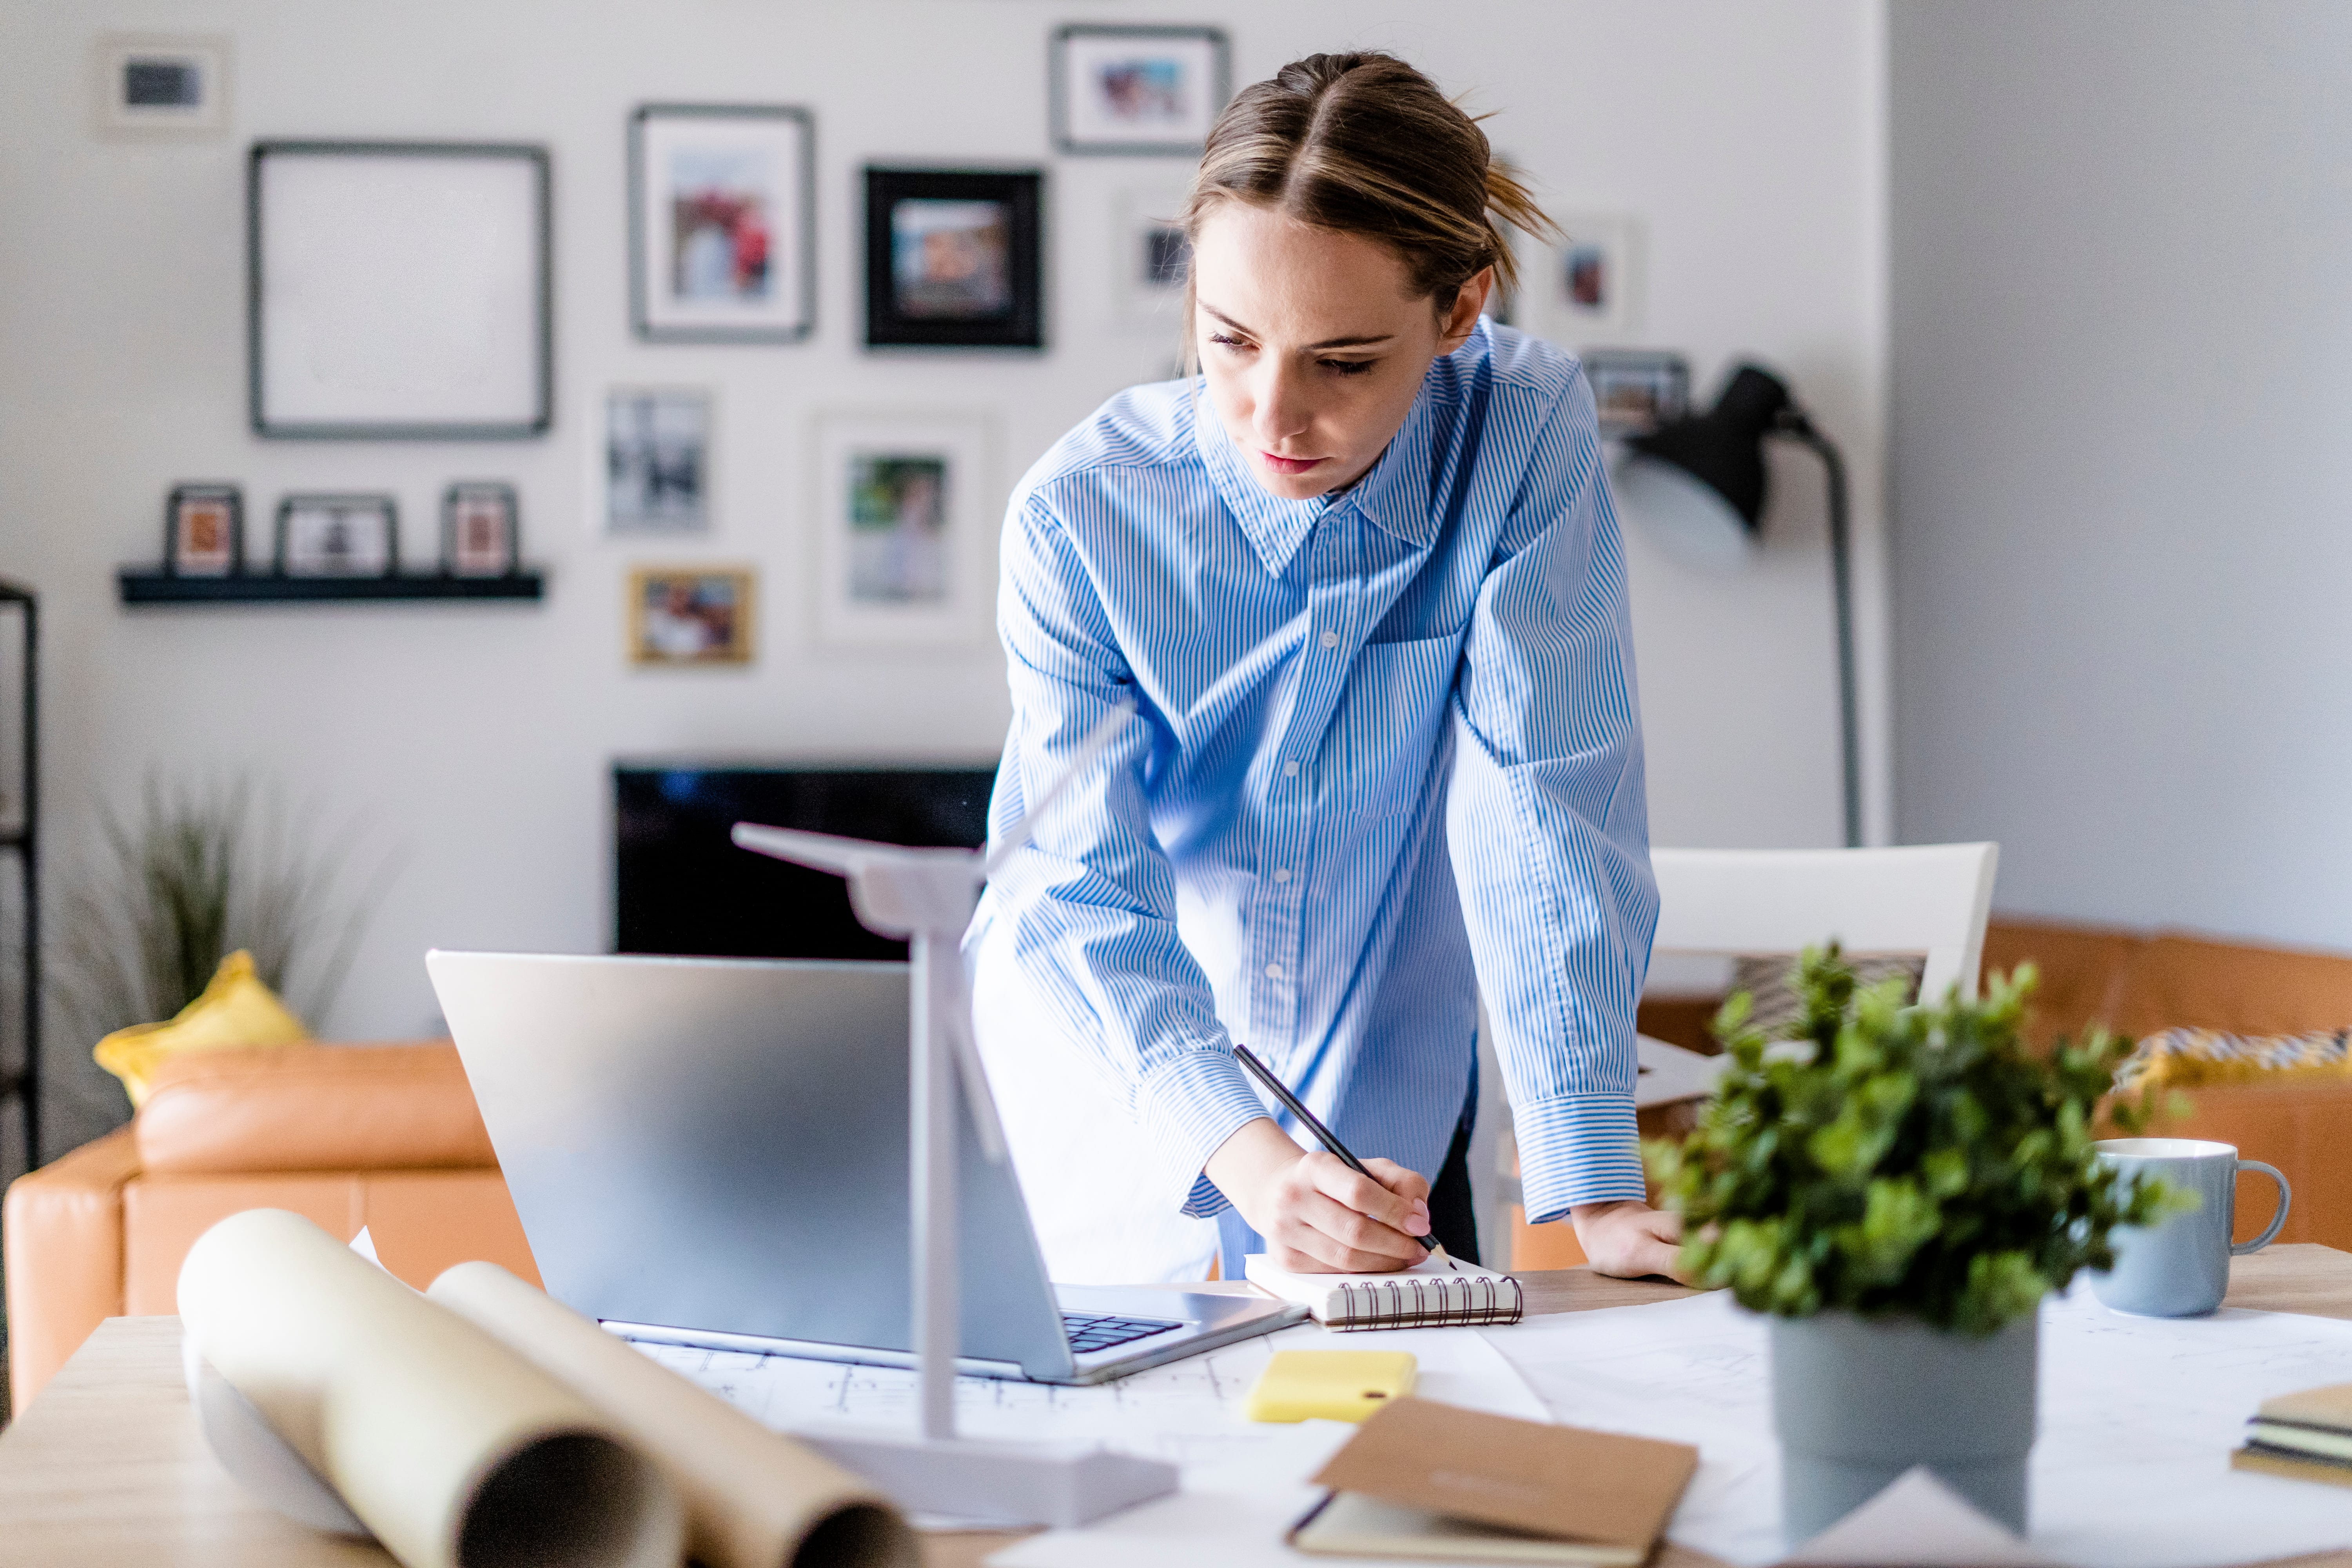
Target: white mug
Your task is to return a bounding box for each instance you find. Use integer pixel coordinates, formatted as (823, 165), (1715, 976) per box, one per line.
(2090, 1138), (2290, 1317)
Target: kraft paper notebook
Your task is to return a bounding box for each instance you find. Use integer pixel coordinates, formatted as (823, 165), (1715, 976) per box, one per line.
(1245, 1252), (1525, 1329)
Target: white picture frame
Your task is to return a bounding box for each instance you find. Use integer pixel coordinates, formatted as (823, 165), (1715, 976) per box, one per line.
(630, 104), (815, 343)
(1116, 186), (1191, 332)
(93, 33), (230, 138)
(250, 142), (551, 438)
(1051, 25), (1229, 156)
(811, 411), (994, 650)
(605, 387), (713, 535)
(1523, 212), (1644, 347)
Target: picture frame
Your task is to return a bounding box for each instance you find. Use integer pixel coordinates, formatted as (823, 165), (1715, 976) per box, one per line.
(864, 168), (1044, 350)
(93, 33), (230, 139)
(249, 141), (552, 439)
(443, 482), (521, 577)
(1051, 25), (1229, 156)
(275, 493), (398, 579)
(605, 387), (713, 535)
(163, 483), (243, 577)
(1522, 212), (1644, 347)
(630, 104), (815, 344)
(628, 565), (756, 668)
(811, 410), (994, 650)
(1581, 349), (1691, 439)
(1116, 186), (1191, 332)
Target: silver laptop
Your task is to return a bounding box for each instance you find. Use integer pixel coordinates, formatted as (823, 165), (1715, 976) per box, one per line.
(426, 950), (1302, 1385)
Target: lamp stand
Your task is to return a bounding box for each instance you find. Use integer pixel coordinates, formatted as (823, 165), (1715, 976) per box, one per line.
(1777, 415), (1862, 849)
(729, 824), (1179, 1529)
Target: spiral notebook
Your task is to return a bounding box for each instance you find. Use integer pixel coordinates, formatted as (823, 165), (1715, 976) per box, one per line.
(1245, 1253), (1525, 1330)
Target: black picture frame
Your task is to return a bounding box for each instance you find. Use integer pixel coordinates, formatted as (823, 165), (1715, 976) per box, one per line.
(163, 483), (244, 577)
(1050, 24), (1231, 157)
(442, 482), (522, 578)
(863, 167), (1045, 350)
(249, 141), (553, 440)
(274, 493), (400, 579)
(630, 104), (817, 345)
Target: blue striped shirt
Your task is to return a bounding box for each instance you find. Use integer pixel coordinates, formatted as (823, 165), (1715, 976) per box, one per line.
(971, 320), (1658, 1256)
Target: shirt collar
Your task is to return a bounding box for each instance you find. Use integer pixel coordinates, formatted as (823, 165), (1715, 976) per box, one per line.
(1190, 344), (1463, 577)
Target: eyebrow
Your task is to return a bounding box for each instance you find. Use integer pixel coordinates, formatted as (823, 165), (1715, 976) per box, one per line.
(1197, 301), (1395, 351)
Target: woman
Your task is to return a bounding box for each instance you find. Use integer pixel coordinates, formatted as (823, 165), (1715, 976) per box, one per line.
(969, 51), (1682, 1285)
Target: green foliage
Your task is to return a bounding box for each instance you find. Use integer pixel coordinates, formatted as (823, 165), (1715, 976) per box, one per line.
(1644, 946), (2188, 1335)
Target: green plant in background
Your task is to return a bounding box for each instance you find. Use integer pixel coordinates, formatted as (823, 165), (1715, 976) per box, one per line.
(1646, 946), (2187, 1335)
(52, 776), (389, 1051)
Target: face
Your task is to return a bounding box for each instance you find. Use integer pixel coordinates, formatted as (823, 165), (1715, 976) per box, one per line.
(1192, 202), (1488, 500)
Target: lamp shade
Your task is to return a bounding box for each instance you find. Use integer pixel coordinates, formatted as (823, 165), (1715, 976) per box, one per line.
(1616, 365), (1793, 571)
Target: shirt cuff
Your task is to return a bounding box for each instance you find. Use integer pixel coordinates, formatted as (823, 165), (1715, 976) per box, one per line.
(1136, 1046), (1271, 1221)
(1514, 1092), (1645, 1224)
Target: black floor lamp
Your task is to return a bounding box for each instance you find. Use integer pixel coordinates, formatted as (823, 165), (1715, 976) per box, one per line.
(1612, 366), (1860, 849)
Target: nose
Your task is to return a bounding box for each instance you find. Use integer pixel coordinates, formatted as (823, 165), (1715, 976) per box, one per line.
(1252, 358), (1313, 450)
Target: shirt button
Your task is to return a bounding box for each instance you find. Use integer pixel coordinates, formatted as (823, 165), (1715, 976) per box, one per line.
(1272, 867), (1290, 884)
(1319, 629), (1340, 649)
(1283, 760), (1299, 777)
(1265, 963), (1284, 980)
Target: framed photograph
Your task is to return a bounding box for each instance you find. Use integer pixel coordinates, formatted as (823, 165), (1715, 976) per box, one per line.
(1051, 25), (1229, 156)
(443, 482), (520, 577)
(811, 411), (993, 649)
(864, 169), (1044, 350)
(93, 33), (230, 138)
(276, 493), (398, 578)
(250, 141), (552, 439)
(1581, 349), (1691, 439)
(1523, 212), (1643, 347)
(163, 483), (243, 577)
(628, 566), (755, 667)
(606, 387), (711, 534)
(630, 104), (815, 344)
(1116, 187), (1191, 331)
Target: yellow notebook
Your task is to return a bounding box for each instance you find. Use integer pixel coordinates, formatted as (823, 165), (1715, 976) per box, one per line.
(1245, 1350), (1419, 1423)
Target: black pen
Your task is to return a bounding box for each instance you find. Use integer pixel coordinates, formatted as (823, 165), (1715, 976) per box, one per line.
(1229, 1042), (1452, 1266)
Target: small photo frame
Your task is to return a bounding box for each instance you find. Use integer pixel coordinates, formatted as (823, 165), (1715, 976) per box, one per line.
(630, 104), (815, 344)
(93, 33), (230, 138)
(1524, 213), (1643, 347)
(812, 410), (993, 649)
(864, 169), (1044, 350)
(163, 483), (243, 577)
(1581, 349), (1691, 440)
(276, 493), (398, 578)
(443, 482), (521, 577)
(628, 565), (755, 667)
(1051, 25), (1229, 156)
(606, 387), (712, 534)
(1116, 187), (1191, 331)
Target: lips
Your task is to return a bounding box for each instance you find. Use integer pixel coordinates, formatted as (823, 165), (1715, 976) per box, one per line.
(1260, 452), (1323, 475)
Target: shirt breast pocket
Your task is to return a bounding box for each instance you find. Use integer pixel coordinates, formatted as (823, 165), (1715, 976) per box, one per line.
(1329, 631), (1463, 817)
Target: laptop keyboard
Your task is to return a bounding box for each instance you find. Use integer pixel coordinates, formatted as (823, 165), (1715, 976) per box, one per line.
(1062, 1311), (1184, 1356)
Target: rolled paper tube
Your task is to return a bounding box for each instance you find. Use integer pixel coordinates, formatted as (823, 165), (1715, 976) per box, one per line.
(177, 1209), (684, 1568)
(429, 1261), (920, 1568)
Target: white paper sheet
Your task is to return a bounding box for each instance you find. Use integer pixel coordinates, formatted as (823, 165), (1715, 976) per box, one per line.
(1783, 1468), (2060, 1567)
(1483, 1283), (2352, 1568)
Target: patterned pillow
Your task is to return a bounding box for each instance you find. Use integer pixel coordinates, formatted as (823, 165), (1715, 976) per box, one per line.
(2114, 1027), (2351, 1093)
(1728, 953), (1926, 1042)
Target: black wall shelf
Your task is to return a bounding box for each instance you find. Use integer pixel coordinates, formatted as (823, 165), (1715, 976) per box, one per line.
(118, 570), (546, 605)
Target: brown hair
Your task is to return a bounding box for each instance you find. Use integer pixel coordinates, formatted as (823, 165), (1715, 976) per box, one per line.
(1182, 52), (1554, 331)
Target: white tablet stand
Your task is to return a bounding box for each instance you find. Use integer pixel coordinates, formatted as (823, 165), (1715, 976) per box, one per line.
(730, 704), (1175, 1528)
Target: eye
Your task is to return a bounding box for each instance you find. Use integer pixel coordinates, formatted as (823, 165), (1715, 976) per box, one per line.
(1207, 333), (1253, 353)
(1319, 358), (1377, 378)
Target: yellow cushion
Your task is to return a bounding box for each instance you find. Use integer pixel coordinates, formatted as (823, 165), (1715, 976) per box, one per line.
(2115, 1026), (2351, 1093)
(93, 951), (312, 1108)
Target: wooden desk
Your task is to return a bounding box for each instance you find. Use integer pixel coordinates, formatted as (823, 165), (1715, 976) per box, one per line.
(2, 1249), (2346, 1568)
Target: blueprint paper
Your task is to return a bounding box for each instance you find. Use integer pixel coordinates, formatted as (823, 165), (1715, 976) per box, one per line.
(1782, 1468), (2060, 1567)
(1483, 1283), (2352, 1568)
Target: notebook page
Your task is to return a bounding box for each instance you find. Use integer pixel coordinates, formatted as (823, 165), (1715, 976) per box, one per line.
(1245, 1254), (1525, 1329)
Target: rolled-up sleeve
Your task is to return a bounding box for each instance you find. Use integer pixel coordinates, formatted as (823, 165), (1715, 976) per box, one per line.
(983, 496), (1267, 1219)
(1445, 379), (1659, 1225)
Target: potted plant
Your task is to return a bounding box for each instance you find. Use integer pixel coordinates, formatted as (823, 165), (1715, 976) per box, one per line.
(1647, 947), (2176, 1541)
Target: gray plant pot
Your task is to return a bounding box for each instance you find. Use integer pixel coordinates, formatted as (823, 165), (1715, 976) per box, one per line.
(1769, 1308), (2039, 1541)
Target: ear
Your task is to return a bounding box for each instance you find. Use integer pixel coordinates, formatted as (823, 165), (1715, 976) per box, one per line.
(1439, 267), (1493, 353)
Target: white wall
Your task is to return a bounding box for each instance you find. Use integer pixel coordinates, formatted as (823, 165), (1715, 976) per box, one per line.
(1889, 2), (2352, 947)
(2, 0), (1887, 1151)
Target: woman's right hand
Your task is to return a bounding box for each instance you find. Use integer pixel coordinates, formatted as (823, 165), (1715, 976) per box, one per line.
(1203, 1116), (1432, 1272)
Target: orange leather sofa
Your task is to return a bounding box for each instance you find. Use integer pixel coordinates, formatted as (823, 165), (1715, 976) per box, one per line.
(4, 1042), (538, 1411)
(1513, 919), (2352, 1269)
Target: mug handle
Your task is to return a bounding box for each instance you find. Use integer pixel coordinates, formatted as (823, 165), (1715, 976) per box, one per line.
(2232, 1160), (2292, 1255)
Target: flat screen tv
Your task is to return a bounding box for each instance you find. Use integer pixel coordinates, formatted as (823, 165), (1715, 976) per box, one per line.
(615, 763), (998, 962)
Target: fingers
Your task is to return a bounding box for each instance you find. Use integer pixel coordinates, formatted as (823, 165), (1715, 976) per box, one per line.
(1305, 1152), (1428, 1238)
(1268, 1152), (1431, 1272)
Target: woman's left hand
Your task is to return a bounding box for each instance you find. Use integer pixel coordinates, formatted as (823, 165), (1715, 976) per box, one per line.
(1570, 1200), (1691, 1282)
